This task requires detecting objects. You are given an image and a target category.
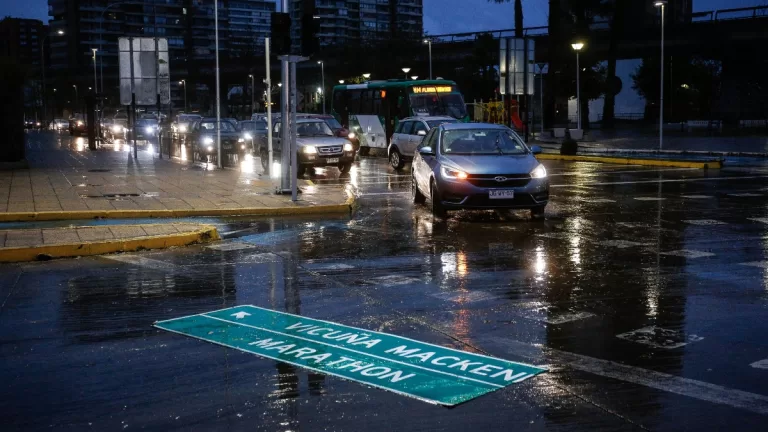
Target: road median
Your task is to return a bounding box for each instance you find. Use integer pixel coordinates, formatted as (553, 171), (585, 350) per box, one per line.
(0, 224), (220, 263)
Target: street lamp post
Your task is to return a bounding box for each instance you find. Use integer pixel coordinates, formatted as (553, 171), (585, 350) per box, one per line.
(401, 67), (411, 80)
(317, 60), (325, 114)
(249, 74), (255, 116)
(73, 84), (78, 112)
(40, 29), (64, 125)
(179, 80), (187, 112)
(655, 0), (667, 151)
(92, 49), (98, 93)
(214, 0), (222, 168)
(571, 42), (584, 130)
(423, 38), (432, 80)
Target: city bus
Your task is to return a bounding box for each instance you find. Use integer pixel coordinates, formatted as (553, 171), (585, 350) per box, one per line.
(331, 79), (469, 155)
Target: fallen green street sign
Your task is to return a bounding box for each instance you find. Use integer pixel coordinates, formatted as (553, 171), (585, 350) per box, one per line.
(154, 305), (546, 406)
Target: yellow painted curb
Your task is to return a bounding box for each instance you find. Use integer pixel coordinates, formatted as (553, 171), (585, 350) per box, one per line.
(0, 198), (356, 222)
(536, 153), (722, 169)
(0, 225), (220, 263)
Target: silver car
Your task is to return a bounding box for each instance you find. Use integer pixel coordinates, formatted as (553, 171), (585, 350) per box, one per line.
(388, 116), (457, 170)
(411, 123), (548, 218)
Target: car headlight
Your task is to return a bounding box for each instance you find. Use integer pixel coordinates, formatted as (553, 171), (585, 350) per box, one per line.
(145, 126), (153, 134)
(76, 121), (84, 126)
(441, 166), (468, 180)
(348, 132), (356, 139)
(207, 146), (213, 152)
(238, 138), (245, 143)
(530, 164), (547, 179)
(244, 133), (253, 140)
(302, 146), (317, 154)
(240, 144), (246, 149)
(111, 125), (122, 133)
(203, 136), (214, 145)
(179, 125), (187, 132)
(343, 143), (353, 152)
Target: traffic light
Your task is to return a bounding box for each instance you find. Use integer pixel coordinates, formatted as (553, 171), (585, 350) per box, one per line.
(271, 12), (291, 55)
(301, 5), (319, 57)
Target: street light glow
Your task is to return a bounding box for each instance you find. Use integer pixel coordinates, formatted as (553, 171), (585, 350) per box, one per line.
(317, 87), (322, 93)
(654, 1), (668, 6)
(317, 60), (323, 64)
(411, 75), (418, 80)
(339, 80), (344, 84)
(402, 67), (411, 74)
(363, 73), (370, 79)
(56, 29), (64, 35)
(571, 42), (584, 51)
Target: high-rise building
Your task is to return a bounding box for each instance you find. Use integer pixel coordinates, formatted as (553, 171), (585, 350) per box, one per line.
(0, 17), (50, 121)
(290, 0), (423, 51)
(47, 0), (275, 108)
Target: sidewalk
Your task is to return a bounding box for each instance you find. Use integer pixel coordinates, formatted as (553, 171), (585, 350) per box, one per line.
(1, 133), (352, 222)
(0, 223), (218, 262)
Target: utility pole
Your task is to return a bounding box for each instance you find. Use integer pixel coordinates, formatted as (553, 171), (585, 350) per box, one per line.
(317, 60), (325, 114)
(265, 38), (273, 174)
(249, 74), (255, 116)
(214, 0), (222, 168)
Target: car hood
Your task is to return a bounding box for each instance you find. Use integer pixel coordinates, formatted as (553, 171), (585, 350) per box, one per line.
(296, 136), (349, 147)
(200, 131), (240, 138)
(440, 154), (539, 175)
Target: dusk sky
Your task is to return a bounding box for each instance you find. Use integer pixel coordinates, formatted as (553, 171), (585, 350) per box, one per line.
(2, 0), (765, 33)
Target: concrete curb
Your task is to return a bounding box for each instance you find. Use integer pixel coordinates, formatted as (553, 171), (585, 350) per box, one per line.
(0, 195), (357, 222)
(536, 153), (722, 169)
(0, 224), (220, 263)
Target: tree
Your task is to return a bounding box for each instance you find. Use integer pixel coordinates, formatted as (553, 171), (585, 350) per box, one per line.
(490, 0), (523, 37)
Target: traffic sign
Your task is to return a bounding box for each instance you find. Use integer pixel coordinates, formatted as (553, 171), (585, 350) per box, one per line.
(155, 305), (546, 406)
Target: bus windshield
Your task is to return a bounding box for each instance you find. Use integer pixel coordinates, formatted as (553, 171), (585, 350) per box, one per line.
(409, 92), (467, 119)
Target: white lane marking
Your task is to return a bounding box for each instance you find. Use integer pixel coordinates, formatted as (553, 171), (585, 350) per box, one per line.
(432, 291), (498, 303)
(580, 198), (616, 203)
(616, 326), (704, 349)
(310, 263), (355, 270)
(536, 232), (572, 240)
(524, 311), (596, 325)
(551, 175), (768, 188)
(751, 359), (768, 369)
(729, 193), (763, 197)
(748, 218), (768, 224)
(549, 167), (699, 177)
(682, 195), (714, 199)
(616, 222), (648, 229)
(370, 275), (423, 286)
(634, 197), (666, 201)
(484, 336), (768, 415)
(201, 314), (505, 389)
(206, 241), (259, 251)
(738, 261), (768, 269)
(104, 255), (178, 270)
(596, 240), (649, 248)
(684, 219), (728, 226)
(660, 250), (716, 259)
(361, 192), (410, 196)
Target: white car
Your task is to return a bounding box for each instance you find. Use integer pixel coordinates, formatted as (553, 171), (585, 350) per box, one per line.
(388, 116), (457, 170)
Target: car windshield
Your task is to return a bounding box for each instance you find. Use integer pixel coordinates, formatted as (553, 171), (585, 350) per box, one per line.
(199, 121), (236, 132)
(297, 121), (334, 137)
(427, 119), (458, 128)
(410, 93), (468, 119)
(240, 121), (267, 132)
(323, 118), (342, 129)
(441, 128), (528, 155)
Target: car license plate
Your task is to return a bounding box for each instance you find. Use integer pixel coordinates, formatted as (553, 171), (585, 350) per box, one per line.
(326, 158), (339, 163)
(489, 190), (514, 199)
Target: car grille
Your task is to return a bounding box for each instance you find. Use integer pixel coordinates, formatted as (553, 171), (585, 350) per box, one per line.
(464, 193), (538, 207)
(466, 173), (531, 188)
(318, 146), (342, 155)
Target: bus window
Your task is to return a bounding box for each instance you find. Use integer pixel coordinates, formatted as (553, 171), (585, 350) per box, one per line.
(347, 89), (362, 114)
(360, 90), (375, 114)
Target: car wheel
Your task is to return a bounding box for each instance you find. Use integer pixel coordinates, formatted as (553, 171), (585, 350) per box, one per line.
(412, 174), (426, 204)
(389, 149), (404, 170)
(339, 162), (352, 173)
(358, 146), (370, 156)
(430, 179), (447, 217)
(260, 150), (268, 171)
(530, 206), (546, 219)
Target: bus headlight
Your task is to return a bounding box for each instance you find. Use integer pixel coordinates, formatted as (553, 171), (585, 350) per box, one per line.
(302, 146), (317, 154)
(343, 143), (353, 152)
(530, 164), (547, 179)
(203, 136), (214, 145)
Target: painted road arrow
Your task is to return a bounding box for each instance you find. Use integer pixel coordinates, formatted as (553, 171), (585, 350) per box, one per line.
(155, 305), (546, 406)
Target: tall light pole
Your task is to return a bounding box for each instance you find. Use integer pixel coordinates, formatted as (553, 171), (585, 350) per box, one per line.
(214, 0), (222, 168)
(73, 84), (78, 112)
(401, 67), (411, 80)
(317, 60), (325, 114)
(571, 42), (584, 130)
(655, 0), (667, 151)
(40, 29), (65, 125)
(249, 74), (255, 116)
(179, 80), (187, 112)
(423, 38), (432, 80)
(92, 48), (98, 94)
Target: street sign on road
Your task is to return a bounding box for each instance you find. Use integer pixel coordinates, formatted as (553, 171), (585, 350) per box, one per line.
(155, 305), (546, 406)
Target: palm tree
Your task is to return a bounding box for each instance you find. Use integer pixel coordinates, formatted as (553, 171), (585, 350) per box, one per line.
(490, 0), (524, 37)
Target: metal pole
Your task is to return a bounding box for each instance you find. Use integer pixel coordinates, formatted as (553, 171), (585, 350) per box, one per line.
(41, 35), (47, 126)
(320, 61), (325, 114)
(266, 38), (273, 173)
(538, 63), (545, 135)
(132, 93), (138, 158)
(576, 50), (581, 130)
(92, 49), (98, 93)
(290, 61), (298, 202)
(281, 59), (290, 191)
(250, 75), (255, 116)
(428, 40), (432, 80)
(659, 4), (665, 151)
(214, 0), (222, 168)
(182, 80), (187, 112)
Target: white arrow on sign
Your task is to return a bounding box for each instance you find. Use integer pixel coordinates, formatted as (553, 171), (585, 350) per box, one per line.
(231, 312), (251, 319)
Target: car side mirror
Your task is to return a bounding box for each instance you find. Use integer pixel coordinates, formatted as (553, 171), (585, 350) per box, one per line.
(530, 145), (542, 155)
(417, 130), (427, 136)
(419, 146), (434, 156)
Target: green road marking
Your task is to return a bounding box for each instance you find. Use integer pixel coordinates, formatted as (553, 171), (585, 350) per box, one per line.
(155, 305), (546, 406)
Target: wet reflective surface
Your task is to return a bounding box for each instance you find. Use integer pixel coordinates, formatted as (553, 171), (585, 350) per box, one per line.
(3, 149), (768, 430)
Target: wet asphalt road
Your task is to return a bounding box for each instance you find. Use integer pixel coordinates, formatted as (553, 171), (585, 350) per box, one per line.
(4, 141), (768, 430)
